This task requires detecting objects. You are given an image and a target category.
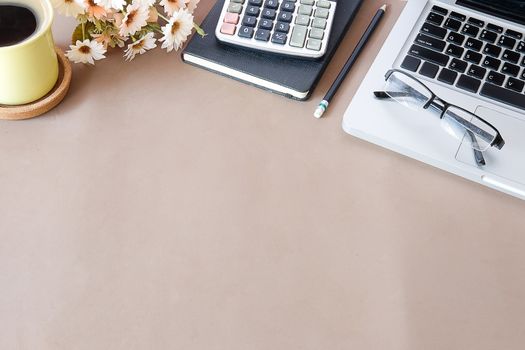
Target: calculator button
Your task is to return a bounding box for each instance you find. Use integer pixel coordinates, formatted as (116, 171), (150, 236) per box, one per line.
(314, 8), (329, 19)
(309, 28), (324, 40)
(316, 0), (330, 8)
(265, 0), (279, 9)
(306, 38), (322, 51)
(255, 29), (271, 41)
(231, 0), (245, 3)
(224, 13), (239, 24)
(300, 0), (314, 5)
(281, 1), (295, 12)
(242, 15), (257, 27)
(298, 5), (313, 16)
(227, 2), (243, 13)
(220, 23), (237, 35)
(261, 8), (276, 19)
(278, 11), (293, 23)
(238, 26), (254, 38)
(271, 32), (288, 45)
(290, 25), (308, 47)
(312, 18), (326, 29)
(295, 14), (310, 26)
(245, 5), (260, 16)
(259, 19), (274, 30)
(248, 0), (262, 5)
(275, 21), (290, 33)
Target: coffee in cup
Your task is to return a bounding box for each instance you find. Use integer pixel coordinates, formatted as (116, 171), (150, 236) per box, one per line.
(0, 0), (59, 106)
(0, 5), (38, 47)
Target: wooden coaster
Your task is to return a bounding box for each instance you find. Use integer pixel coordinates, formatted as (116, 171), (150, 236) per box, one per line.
(0, 47), (72, 120)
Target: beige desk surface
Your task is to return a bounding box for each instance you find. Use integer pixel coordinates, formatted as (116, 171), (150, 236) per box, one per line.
(2, 1), (525, 349)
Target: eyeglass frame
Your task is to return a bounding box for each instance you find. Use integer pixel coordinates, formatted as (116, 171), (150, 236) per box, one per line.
(379, 69), (505, 151)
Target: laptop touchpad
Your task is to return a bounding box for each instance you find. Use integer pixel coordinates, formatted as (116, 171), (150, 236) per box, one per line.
(456, 106), (525, 187)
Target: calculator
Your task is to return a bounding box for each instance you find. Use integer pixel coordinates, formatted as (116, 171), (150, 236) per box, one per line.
(215, 0), (337, 59)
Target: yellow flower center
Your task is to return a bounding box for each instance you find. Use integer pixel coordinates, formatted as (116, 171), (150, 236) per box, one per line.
(171, 21), (180, 35)
(126, 10), (137, 25)
(133, 40), (145, 50)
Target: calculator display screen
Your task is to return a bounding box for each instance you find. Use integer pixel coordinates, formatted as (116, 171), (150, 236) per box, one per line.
(459, 0), (525, 24)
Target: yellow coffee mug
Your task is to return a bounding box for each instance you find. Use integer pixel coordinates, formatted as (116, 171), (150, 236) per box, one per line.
(0, 0), (58, 105)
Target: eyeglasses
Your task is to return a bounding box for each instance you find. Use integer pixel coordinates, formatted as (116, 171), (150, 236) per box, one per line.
(374, 69), (505, 166)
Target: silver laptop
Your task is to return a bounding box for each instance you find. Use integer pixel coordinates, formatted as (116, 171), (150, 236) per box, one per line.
(344, 0), (525, 200)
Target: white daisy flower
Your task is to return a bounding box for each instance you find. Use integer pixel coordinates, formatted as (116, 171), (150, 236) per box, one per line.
(66, 39), (106, 64)
(124, 32), (157, 61)
(185, 0), (199, 13)
(119, 2), (149, 37)
(51, 0), (86, 17)
(94, 0), (125, 11)
(159, 0), (184, 16)
(137, 0), (156, 7)
(159, 9), (194, 52)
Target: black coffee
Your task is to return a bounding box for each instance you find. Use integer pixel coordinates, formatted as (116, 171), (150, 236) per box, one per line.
(0, 5), (37, 47)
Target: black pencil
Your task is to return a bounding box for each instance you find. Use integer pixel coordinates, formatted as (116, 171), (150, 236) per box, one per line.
(314, 4), (387, 118)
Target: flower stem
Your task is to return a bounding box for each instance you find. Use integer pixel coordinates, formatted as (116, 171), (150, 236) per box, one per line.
(193, 22), (206, 37)
(158, 13), (170, 22)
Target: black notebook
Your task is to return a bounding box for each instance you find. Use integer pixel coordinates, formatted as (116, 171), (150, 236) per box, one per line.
(182, 0), (364, 100)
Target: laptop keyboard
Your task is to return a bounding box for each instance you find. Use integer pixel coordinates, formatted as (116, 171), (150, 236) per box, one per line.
(401, 5), (525, 111)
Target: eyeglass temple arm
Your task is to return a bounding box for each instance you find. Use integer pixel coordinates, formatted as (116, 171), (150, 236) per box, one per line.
(467, 130), (486, 167)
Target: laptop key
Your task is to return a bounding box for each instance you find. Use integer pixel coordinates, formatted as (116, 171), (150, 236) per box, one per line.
(444, 18), (462, 32)
(505, 29), (523, 40)
(432, 5), (448, 15)
(465, 37), (483, 51)
(457, 74), (481, 93)
(464, 50), (482, 64)
(445, 44), (464, 57)
(498, 36), (516, 49)
(437, 68), (458, 85)
(505, 77), (525, 92)
(468, 17), (484, 27)
(426, 12), (444, 26)
(502, 49), (520, 64)
(461, 24), (479, 37)
(401, 55), (421, 72)
(447, 31), (465, 45)
(517, 41), (525, 53)
(521, 69), (525, 80)
(487, 23), (503, 33)
(449, 58), (468, 73)
(468, 64), (487, 79)
(450, 11), (466, 21)
(479, 30), (497, 43)
(415, 33), (446, 51)
(483, 44), (502, 57)
(419, 61), (439, 78)
(502, 62), (520, 76)
(487, 71), (505, 86)
(420, 22), (447, 39)
(409, 44), (449, 66)
(480, 83), (525, 110)
(482, 56), (501, 71)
